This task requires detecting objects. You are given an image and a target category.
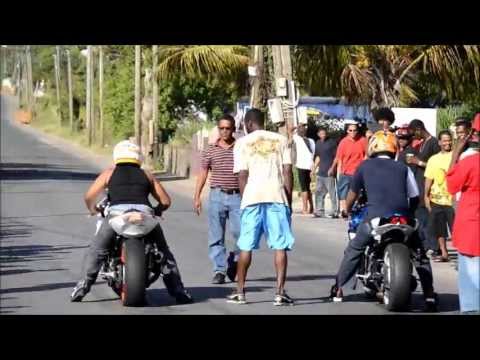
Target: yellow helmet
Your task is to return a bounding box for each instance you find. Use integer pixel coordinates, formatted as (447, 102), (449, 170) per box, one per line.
(368, 130), (397, 156)
(113, 140), (143, 165)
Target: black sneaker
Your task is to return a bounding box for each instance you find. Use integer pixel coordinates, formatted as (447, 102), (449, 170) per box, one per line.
(424, 293), (439, 313)
(212, 272), (226, 284)
(226, 252), (237, 282)
(175, 290), (194, 305)
(70, 280), (91, 302)
(273, 292), (295, 306)
(226, 292), (247, 304)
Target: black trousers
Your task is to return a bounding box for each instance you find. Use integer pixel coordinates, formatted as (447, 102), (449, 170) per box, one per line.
(82, 217), (186, 297)
(415, 206), (438, 252)
(336, 221), (434, 297)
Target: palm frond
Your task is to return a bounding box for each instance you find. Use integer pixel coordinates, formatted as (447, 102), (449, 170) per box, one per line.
(157, 45), (249, 80)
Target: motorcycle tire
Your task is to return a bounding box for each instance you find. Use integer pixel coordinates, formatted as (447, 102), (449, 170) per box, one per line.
(120, 240), (147, 307)
(383, 243), (412, 312)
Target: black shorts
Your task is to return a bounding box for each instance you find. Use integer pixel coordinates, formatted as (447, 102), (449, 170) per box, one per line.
(297, 168), (311, 192)
(429, 203), (455, 239)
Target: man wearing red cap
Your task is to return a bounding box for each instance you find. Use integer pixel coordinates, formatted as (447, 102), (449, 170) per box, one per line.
(446, 113), (480, 314)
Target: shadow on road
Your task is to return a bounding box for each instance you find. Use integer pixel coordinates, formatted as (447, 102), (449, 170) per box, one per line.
(248, 274), (336, 282)
(146, 285), (273, 307)
(0, 281), (78, 295)
(0, 169), (98, 181)
(292, 292), (460, 313)
(0, 305), (30, 314)
(0, 268), (67, 276)
(0, 162), (87, 170)
(0, 221), (33, 240)
(0, 244), (88, 265)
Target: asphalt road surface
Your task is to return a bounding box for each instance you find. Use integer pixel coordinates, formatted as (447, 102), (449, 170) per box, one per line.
(0, 95), (460, 314)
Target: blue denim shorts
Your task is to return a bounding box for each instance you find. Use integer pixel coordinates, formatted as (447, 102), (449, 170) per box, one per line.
(237, 203), (294, 251)
(337, 174), (353, 200)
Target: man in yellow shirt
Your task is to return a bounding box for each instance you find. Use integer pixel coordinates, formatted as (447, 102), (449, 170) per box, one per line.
(425, 130), (455, 262)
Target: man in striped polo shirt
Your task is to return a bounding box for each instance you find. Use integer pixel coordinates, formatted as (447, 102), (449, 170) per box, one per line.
(194, 114), (240, 284)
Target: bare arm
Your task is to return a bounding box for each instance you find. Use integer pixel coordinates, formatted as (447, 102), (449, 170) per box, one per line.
(84, 168), (112, 215)
(312, 155), (320, 176)
(193, 168), (209, 215)
(449, 129), (472, 170)
(407, 155), (426, 168)
(345, 189), (358, 215)
(238, 170), (249, 197)
(328, 157), (339, 177)
(283, 164), (293, 209)
(424, 177), (433, 212)
(145, 170), (171, 210)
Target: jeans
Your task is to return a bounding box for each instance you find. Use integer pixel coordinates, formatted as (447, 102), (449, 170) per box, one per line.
(415, 206), (438, 252)
(207, 188), (241, 274)
(336, 221), (434, 296)
(315, 176), (337, 216)
(458, 253), (480, 313)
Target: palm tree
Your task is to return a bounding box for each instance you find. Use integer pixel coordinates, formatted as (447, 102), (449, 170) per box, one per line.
(292, 45), (352, 96)
(292, 45), (480, 108)
(156, 45), (250, 80)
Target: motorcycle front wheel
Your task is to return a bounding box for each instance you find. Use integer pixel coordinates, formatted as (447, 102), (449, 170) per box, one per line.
(382, 243), (412, 311)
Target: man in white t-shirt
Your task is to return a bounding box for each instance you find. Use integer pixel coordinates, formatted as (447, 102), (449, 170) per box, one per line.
(292, 124), (315, 215)
(226, 108), (295, 306)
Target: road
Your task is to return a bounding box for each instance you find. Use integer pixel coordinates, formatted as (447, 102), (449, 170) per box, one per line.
(0, 95), (460, 314)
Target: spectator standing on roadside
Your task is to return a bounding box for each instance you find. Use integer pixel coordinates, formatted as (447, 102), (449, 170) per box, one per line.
(312, 127), (338, 218)
(446, 115), (480, 315)
(329, 121), (367, 215)
(292, 124), (315, 215)
(407, 119), (440, 255)
(424, 130), (455, 263)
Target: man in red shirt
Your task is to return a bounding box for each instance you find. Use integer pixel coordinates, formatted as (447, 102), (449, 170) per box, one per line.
(328, 122), (367, 214)
(446, 114), (480, 314)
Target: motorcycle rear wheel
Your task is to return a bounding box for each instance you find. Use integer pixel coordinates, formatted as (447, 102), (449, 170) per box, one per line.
(383, 243), (412, 311)
(120, 240), (147, 307)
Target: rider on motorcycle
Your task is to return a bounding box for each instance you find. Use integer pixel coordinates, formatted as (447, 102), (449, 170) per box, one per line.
(70, 140), (193, 304)
(330, 131), (438, 312)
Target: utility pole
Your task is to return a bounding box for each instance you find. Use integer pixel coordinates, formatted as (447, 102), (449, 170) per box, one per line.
(249, 45), (264, 109)
(25, 46), (34, 118)
(271, 45), (295, 137)
(1, 46), (6, 81)
(152, 45), (159, 162)
(53, 53), (61, 124)
(91, 47), (96, 143)
(66, 49), (74, 133)
(134, 45), (142, 146)
(86, 45), (92, 146)
(99, 46), (104, 146)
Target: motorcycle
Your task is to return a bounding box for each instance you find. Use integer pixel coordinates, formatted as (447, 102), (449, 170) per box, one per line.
(347, 196), (420, 311)
(95, 198), (165, 307)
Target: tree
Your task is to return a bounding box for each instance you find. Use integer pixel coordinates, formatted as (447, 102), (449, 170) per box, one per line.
(292, 45), (480, 108)
(157, 45), (249, 81)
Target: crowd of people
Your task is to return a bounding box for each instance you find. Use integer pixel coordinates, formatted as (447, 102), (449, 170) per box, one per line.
(294, 108), (479, 313)
(70, 107), (479, 314)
